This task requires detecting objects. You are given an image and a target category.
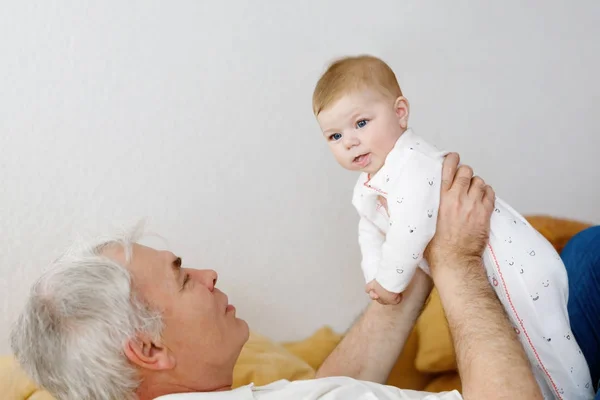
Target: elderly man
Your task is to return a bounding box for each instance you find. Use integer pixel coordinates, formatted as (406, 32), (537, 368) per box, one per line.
(10, 153), (543, 400)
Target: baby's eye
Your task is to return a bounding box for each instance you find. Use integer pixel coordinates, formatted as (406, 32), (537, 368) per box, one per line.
(330, 133), (342, 141)
(356, 119), (368, 129)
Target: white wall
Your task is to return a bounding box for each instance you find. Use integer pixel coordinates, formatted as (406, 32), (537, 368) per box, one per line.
(1, 1), (599, 355)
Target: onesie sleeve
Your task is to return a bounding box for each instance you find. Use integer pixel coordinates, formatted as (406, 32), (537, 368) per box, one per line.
(357, 215), (386, 283)
(374, 153), (442, 293)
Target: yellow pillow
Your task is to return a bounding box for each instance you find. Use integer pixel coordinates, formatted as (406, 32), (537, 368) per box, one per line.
(282, 326), (342, 370)
(414, 288), (457, 373)
(0, 355), (55, 400)
(283, 325), (433, 391)
(525, 215), (591, 253)
(424, 372), (462, 394)
(386, 326), (433, 391)
(232, 331), (315, 388)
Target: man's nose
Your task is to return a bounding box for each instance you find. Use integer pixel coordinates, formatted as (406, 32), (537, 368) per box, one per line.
(196, 269), (218, 291)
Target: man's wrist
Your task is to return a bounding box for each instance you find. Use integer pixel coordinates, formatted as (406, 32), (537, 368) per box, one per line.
(369, 274), (432, 322)
(369, 291), (425, 321)
(430, 255), (495, 315)
(430, 255), (486, 284)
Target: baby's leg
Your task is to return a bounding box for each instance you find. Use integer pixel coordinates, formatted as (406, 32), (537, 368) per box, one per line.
(484, 224), (594, 400)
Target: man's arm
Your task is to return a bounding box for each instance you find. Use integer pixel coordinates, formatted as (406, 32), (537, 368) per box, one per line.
(315, 268), (432, 383)
(426, 154), (542, 400)
(435, 258), (541, 400)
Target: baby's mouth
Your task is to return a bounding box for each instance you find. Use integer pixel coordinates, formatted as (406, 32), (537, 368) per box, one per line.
(353, 153), (371, 167)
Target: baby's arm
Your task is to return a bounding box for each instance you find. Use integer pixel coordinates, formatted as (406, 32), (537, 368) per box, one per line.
(374, 155), (442, 295)
(358, 216), (385, 284)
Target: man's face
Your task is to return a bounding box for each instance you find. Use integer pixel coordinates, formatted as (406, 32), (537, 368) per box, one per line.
(123, 244), (249, 375)
(317, 90), (407, 175)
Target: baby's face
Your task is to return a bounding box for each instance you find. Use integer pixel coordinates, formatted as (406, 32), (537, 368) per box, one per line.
(317, 90), (407, 175)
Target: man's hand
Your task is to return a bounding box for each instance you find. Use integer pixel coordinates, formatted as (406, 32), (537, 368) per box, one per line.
(425, 152), (495, 272)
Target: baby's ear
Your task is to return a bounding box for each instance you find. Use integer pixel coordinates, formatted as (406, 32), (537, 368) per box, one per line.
(394, 96), (410, 129)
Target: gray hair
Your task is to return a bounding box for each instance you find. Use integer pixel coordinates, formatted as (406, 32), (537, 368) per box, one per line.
(10, 223), (164, 400)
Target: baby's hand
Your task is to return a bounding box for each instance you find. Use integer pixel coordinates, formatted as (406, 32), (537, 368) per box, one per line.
(365, 280), (402, 305)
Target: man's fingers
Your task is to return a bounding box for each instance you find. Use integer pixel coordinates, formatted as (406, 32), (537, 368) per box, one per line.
(452, 165), (474, 193)
(483, 185), (496, 211)
(468, 176), (486, 198)
(441, 152), (460, 192)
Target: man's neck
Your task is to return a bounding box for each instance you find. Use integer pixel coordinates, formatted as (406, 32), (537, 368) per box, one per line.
(138, 383), (233, 400)
(136, 368), (234, 399)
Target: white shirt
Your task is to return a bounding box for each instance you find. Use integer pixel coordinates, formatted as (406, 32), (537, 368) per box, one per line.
(154, 377), (463, 400)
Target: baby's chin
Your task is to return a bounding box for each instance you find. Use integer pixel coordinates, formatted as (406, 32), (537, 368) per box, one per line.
(348, 166), (381, 175)
(361, 164), (383, 175)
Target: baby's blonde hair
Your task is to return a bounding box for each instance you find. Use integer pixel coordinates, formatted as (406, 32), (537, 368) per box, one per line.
(312, 55), (403, 116)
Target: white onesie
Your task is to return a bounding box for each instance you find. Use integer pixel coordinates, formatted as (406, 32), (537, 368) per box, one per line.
(352, 128), (594, 400)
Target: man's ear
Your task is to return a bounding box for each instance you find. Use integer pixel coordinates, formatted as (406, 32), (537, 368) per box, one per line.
(124, 333), (176, 371)
(394, 96), (410, 130)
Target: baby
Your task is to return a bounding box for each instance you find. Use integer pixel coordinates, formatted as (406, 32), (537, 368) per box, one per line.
(312, 55), (593, 400)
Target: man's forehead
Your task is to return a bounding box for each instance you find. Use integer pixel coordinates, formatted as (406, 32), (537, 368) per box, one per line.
(128, 244), (170, 269)
(108, 244), (177, 307)
(120, 244), (181, 296)
(102, 243), (167, 270)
